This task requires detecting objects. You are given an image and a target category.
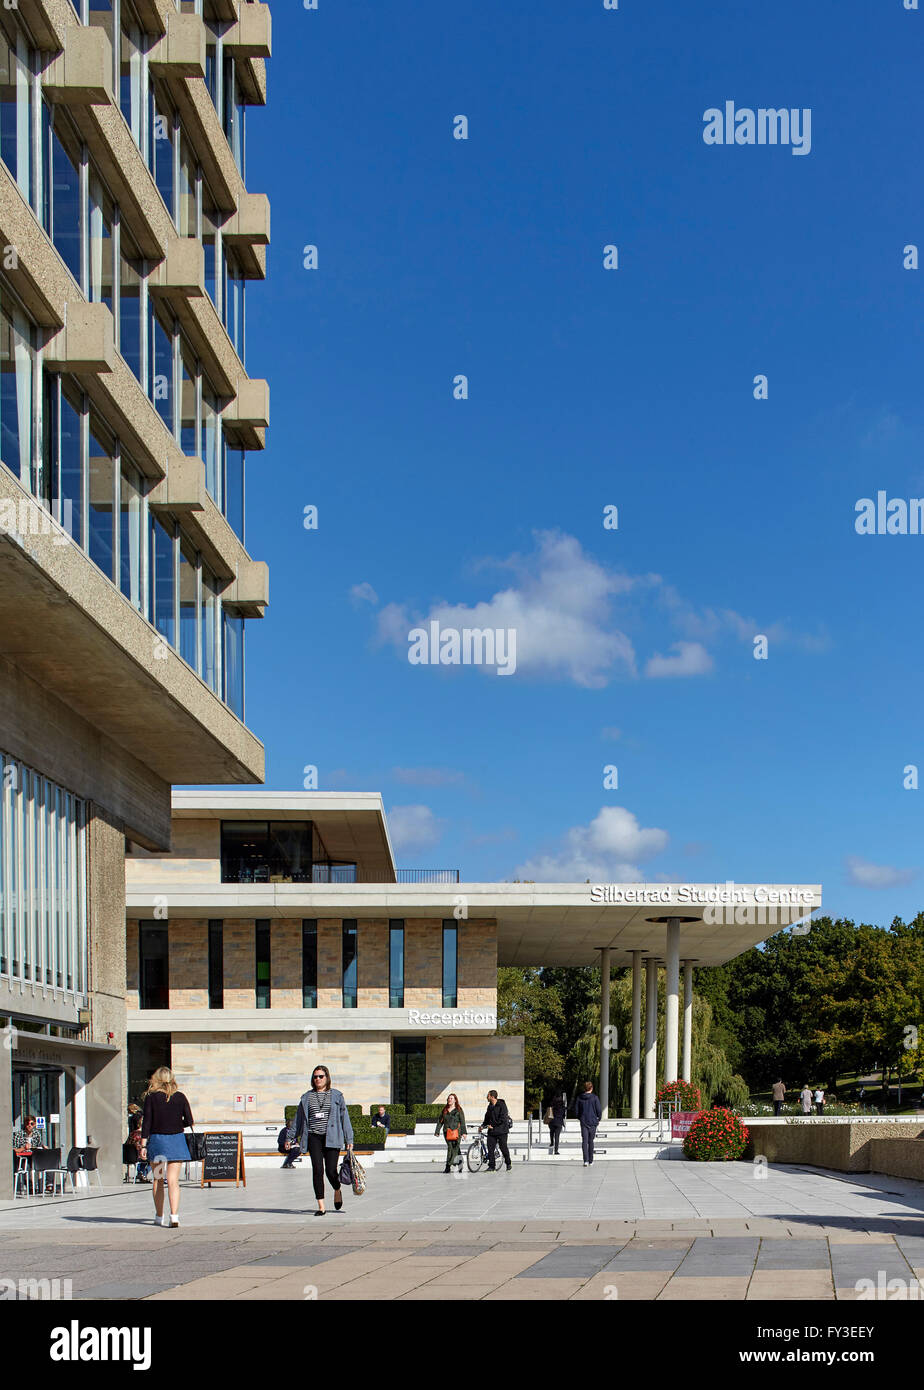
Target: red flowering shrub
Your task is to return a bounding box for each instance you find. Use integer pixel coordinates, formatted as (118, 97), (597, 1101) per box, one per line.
(682, 1107), (749, 1161)
(657, 1080), (702, 1112)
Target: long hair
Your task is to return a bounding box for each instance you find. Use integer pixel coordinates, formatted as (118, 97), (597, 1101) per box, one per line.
(311, 1064), (332, 1092)
(442, 1092), (460, 1114)
(145, 1066), (177, 1099)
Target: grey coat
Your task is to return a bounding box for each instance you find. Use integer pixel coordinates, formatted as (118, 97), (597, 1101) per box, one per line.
(286, 1087), (354, 1152)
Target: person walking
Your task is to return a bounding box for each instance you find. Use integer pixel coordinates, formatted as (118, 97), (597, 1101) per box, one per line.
(814, 1087), (825, 1116)
(799, 1084), (813, 1115)
(771, 1079), (786, 1117)
(138, 1067), (194, 1228)
(434, 1093), (467, 1173)
(482, 1090), (513, 1172)
(285, 1064), (354, 1215)
(545, 1088), (567, 1155)
(575, 1081), (602, 1166)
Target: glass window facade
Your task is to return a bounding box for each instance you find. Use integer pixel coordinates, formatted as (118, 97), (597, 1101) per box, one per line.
(208, 919), (223, 1009)
(0, 750), (88, 998)
(342, 921), (357, 1009)
(255, 919), (270, 1009)
(302, 920), (317, 1009)
(442, 922), (458, 1008)
(138, 921), (168, 1009)
(389, 921), (404, 1008)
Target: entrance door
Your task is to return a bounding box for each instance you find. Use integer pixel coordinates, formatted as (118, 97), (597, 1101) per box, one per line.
(392, 1036), (426, 1110)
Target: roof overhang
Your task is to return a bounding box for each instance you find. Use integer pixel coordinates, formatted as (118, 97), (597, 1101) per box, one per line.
(170, 790), (397, 881)
(124, 879), (822, 968)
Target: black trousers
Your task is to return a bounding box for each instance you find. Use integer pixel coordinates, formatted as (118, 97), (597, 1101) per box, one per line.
(487, 1131), (511, 1169)
(306, 1132), (342, 1200)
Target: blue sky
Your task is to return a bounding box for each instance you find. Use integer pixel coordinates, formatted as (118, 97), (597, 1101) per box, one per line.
(234, 0), (924, 922)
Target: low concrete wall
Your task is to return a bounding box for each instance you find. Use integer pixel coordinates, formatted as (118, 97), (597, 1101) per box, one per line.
(745, 1121), (924, 1174)
(867, 1138), (924, 1182)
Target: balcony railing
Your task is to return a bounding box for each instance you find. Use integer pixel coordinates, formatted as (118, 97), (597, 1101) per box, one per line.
(220, 859), (461, 885)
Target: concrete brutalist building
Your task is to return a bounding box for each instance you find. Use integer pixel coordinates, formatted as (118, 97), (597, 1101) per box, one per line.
(0, 0), (271, 1191)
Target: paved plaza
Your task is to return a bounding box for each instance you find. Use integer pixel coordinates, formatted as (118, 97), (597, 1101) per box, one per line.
(3, 1161), (924, 1301)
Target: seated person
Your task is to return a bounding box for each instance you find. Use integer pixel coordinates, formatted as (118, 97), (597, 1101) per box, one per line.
(12, 1116), (45, 1150)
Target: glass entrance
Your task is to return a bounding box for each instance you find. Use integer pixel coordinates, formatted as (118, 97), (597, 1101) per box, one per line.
(392, 1036), (426, 1110)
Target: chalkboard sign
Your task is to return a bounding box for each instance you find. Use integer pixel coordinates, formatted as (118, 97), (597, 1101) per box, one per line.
(200, 1131), (246, 1187)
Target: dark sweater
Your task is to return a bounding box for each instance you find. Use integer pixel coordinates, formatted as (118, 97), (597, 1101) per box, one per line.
(141, 1091), (194, 1139)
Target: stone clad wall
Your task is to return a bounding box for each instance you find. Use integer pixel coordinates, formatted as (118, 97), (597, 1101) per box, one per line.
(427, 1035), (525, 1120)
(170, 1031), (392, 1122)
(223, 921), (255, 1009)
(745, 1120), (924, 1172)
(169, 920), (208, 1008)
(358, 919), (388, 1008)
(271, 919), (301, 1009)
(405, 917), (442, 1007)
(458, 919), (496, 1007)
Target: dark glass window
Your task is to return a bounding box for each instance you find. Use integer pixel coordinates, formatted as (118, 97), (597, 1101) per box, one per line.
(224, 439), (244, 541)
(392, 1037), (426, 1110)
(389, 921), (404, 1008)
(302, 920), (317, 1009)
(220, 821), (314, 883)
(223, 611), (244, 719)
(342, 921), (357, 1009)
(149, 511), (175, 646)
(139, 922), (168, 1009)
(43, 105), (82, 286)
(87, 417), (116, 581)
(442, 921), (458, 1008)
(208, 919), (223, 1009)
(255, 919), (270, 1009)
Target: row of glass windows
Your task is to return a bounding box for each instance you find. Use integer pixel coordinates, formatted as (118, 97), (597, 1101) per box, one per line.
(0, 281), (246, 717)
(0, 750), (88, 999)
(1, 11), (249, 376)
(138, 921), (461, 1011)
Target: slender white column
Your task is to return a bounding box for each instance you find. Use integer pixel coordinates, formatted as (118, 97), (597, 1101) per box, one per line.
(643, 958), (658, 1119)
(599, 947), (611, 1119)
(664, 918), (681, 1085)
(630, 951), (642, 1120)
(682, 960), (694, 1082)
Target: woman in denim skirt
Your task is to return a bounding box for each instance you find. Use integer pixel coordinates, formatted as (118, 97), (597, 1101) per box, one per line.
(139, 1067), (195, 1228)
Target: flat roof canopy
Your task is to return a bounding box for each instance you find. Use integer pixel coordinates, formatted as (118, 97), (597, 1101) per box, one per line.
(125, 879), (822, 969)
(171, 791), (397, 881)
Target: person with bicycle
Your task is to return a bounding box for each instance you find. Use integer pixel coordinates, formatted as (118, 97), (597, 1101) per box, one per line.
(435, 1093), (467, 1173)
(481, 1090), (513, 1172)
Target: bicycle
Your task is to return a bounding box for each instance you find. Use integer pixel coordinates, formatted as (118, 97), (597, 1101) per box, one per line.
(466, 1128), (505, 1173)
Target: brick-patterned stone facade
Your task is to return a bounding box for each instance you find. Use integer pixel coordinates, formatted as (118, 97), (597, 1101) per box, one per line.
(271, 919), (302, 1009)
(169, 920), (209, 1009)
(458, 918), (496, 1006)
(405, 917), (442, 1007)
(317, 918), (341, 1007)
(358, 918), (388, 1008)
(223, 921), (256, 1009)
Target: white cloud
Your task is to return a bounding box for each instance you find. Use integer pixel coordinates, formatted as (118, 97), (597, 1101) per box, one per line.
(644, 641), (713, 679)
(844, 856), (916, 890)
(375, 531), (645, 688)
(350, 582), (379, 606)
(387, 804), (445, 854)
(514, 806), (669, 882)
